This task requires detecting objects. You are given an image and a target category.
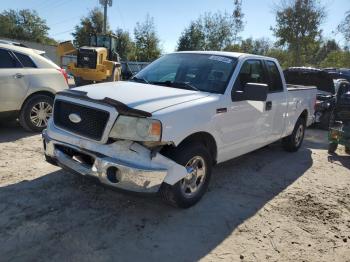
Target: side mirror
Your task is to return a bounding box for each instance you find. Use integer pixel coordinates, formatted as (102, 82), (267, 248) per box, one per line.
(232, 83), (268, 102)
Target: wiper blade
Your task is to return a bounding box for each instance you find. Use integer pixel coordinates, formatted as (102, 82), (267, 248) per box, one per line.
(131, 76), (149, 84)
(173, 82), (200, 91)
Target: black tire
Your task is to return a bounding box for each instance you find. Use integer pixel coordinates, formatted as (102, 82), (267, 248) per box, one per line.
(105, 65), (120, 82)
(74, 77), (92, 87)
(282, 117), (306, 152)
(160, 143), (212, 208)
(19, 95), (53, 132)
(328, 143), (338, 153)
(319, 111), (331, 130)
(345, 146), (350, 155)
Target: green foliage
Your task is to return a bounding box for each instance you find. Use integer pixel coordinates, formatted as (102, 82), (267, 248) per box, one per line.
(272, 0), (326, 66)
(313, 39), (340, 66)
(72, 8), (108, 47)
(114, 28), (136, 61)
(320, 51), (350, 68)
(177, 12), (236, 51)
(0, 9), (56, 44)
(338, 10), (350, 45)
(232, 0), (245, 43)
(177, 22), (206, 51)
(134, 15), (161, 62)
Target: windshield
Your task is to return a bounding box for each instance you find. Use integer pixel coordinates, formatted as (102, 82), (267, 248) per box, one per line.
(132, 53), (237, 94)
(94, 36), (111, 49)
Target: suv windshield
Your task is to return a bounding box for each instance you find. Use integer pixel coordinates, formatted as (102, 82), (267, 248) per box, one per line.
(132, 53), (237, 94)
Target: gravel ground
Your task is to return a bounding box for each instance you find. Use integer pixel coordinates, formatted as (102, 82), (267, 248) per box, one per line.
(0, 122), (349, 262)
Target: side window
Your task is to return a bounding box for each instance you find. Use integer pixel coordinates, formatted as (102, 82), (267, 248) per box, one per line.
(0, 49), (20, 68)
(235, 60), (267, 91)
(13, 52), (37, 68)
(266, 61), (283, 92)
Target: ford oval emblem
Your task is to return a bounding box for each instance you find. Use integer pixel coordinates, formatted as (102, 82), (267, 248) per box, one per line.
(68, 113), (82, 123)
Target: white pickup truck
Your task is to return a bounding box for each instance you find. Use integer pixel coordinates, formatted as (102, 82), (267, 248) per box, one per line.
(43, 51), (317, 208)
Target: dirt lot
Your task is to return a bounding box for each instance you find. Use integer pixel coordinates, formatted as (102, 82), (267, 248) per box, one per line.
(0, 123), (349, 262)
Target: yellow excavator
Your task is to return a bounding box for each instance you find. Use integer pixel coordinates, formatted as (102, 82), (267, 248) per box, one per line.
(57, 34), (121, 86)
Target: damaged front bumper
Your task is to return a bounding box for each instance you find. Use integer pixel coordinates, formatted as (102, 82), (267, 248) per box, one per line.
(42, 122), (187, 193)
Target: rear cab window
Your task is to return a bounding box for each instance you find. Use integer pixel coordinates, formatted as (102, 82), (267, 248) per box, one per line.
(265, 60), (283, 92)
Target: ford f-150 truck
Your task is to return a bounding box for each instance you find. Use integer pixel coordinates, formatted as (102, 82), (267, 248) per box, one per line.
(43, 51), (317, 208)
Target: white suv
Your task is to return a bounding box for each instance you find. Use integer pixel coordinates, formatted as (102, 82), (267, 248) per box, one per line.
(0, 43), (69, 132)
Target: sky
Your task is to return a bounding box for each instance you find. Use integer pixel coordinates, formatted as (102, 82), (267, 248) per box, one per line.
(0, 0), (349, 52)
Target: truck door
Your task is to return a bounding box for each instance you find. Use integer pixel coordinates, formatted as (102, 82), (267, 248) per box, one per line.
(219, 59), (270, 159)
(264, 60), (288, 142)
(0, 49), (29, 113)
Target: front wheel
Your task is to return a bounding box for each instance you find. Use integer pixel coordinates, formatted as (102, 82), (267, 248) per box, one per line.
(282, 117), (306, 152)
(160, 143), (212, 208)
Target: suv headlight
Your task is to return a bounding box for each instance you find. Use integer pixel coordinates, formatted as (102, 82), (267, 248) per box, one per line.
(109, 115), (162, 142)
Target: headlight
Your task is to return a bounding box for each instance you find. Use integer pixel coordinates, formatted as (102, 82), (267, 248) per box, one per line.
(109, 115), (162, 141)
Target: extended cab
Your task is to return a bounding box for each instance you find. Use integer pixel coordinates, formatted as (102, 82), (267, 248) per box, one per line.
(43, 52), (317, 208)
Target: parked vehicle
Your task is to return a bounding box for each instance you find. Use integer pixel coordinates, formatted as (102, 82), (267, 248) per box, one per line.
(284, 67), (336, 130)
(43, 52), (317, 208)
(57, 34), (121, 86)
(0, 43), (69, 132)
(328, 81), (350, 154)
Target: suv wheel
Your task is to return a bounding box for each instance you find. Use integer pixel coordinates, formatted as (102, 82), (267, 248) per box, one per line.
(160, 143), (212, 208)
(19, 94), (53, 132)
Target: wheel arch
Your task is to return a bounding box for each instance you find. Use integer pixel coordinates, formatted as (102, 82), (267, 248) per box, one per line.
(162, 132), (218, 164)
(299, 109), (308, 124)
(20, 91), (55, 111)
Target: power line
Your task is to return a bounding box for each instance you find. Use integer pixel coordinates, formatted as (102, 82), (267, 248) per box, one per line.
(51, 28), (75, 37)
(49, 15), (82, 27)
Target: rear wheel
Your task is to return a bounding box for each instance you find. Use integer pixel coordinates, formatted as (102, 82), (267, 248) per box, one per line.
(328, 143), (338, 153)
(282, 117), (306, 152)
(160, 143), (212, 208)
(19, 94), (53, 132)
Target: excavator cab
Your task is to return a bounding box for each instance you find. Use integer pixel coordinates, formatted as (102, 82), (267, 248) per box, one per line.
(89, 34), (120, 62)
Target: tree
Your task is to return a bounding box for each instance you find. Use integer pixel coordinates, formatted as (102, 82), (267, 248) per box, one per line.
(232, 0), (245, 44)
(177, 22), (205, 51)
(134, 15), (161, 62)
(114, 28), (136, 61)
(240, 37), (271, 55)
(338, 10), (350, 45)
(72, 7), (107, 47)
(272, 0), (326, 66)
(320, 50), (350, 68)
(313, 39), (340, 65)
(177, 12), (235, 51)
(0, 9), (55, 44)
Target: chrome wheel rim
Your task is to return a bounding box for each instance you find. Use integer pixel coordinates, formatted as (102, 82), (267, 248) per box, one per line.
(181, 156), (206, 198)
(30, 102), (52, 127)
(295, 124), (304, 146)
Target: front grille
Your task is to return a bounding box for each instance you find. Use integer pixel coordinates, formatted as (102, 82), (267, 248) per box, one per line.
(77, 48), (97, 69)
(53, 100), (110, 141)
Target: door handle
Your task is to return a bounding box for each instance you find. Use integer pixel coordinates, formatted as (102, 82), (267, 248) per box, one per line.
(13, 73), (23, 79)
(266, 101), (272, 111)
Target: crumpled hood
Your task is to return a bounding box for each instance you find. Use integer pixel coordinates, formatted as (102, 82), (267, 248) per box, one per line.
(74, 81), (210, 113)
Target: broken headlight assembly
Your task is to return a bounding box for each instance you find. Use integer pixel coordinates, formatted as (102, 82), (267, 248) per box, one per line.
(109, 115), (162, 142)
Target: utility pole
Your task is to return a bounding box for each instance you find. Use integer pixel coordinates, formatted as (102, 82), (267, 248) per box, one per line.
(99, 0), (113, 34)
